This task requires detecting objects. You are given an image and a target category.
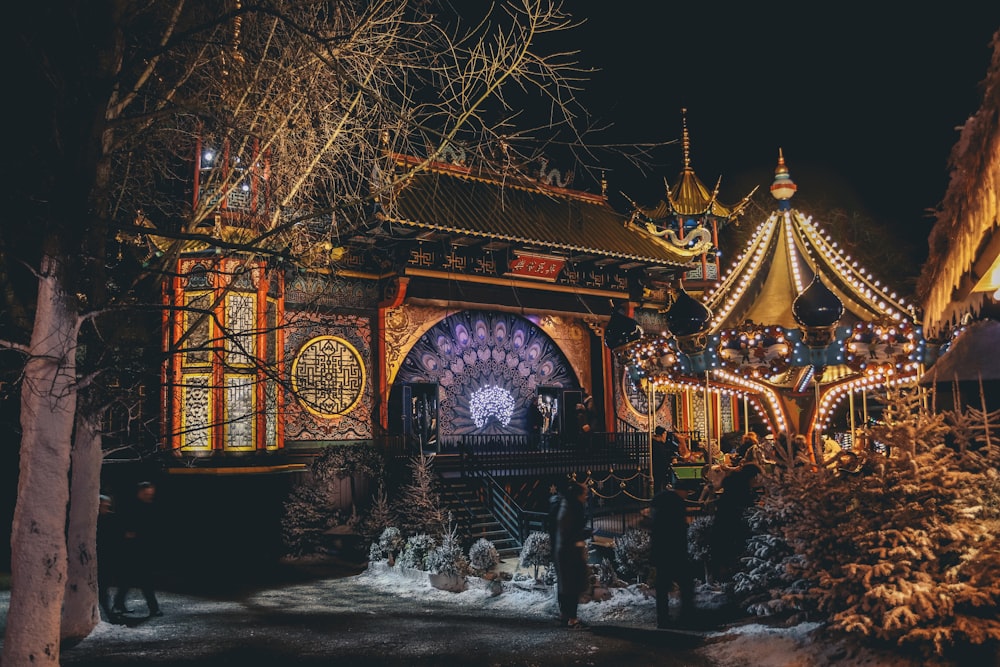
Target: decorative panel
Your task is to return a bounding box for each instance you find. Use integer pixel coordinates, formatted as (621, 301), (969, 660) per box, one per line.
(393, 311), (578, 436)
(184, 294), (212, 366)
(225, 293), (256, 365)
(291, 336), (365, 417)
(224, 375), (255, 449)
(720, 394), (734, 433)
(283, 312), (373, 441)
(181, 374), (211, 450)
(265, 380), (278, 449)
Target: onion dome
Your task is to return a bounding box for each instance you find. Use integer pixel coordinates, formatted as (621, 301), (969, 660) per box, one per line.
(667, 287), (713, 337)
(792, 274), (844, 328)
(604, 306), (644, 350)
(769, 149), (797, 210)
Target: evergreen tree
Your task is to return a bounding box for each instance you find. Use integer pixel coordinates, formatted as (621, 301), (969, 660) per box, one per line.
(393, 452), (446, 538)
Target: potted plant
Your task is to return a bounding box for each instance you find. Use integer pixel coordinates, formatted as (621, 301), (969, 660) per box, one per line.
(426, 524), (468, 592)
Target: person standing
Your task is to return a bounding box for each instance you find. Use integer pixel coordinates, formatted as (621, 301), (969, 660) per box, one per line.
(113, 481), (162, 617)
(651, 426), (676, 491)
(709, 464), (763, 581)
(96, 494), (121, 621)
(555, 481), (592, 628)
(651, 483), (696, 628)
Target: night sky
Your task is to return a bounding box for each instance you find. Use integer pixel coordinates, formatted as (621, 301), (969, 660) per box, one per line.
(549, 4), (999, 262)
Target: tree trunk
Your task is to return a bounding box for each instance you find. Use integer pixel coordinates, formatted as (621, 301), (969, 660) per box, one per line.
(61, 410), (103, 643)
(2, 255), (78, 666)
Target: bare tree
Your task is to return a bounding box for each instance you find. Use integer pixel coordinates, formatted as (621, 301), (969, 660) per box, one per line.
(2, 1), (599, 662)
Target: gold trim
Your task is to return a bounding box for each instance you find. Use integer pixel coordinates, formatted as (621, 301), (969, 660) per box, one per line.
(166, 464), (307, 475)
(404, 267), (627, 299)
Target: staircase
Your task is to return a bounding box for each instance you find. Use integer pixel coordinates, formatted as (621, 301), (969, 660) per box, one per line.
(431, 454), (521, 562)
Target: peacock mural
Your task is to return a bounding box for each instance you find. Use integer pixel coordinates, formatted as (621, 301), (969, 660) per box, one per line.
(393, 311), (580, 436)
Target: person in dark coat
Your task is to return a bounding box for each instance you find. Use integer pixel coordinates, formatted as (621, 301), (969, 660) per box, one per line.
(113, 481), (162, 617)
(651, 483), (696, 628)
(555, 481), (592, 628)
(709, 464), (763, 581)
(96, 494), (121, 621)
(651, 426), (677, 491)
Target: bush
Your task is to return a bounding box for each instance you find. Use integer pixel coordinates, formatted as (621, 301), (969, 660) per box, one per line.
(374, 527), (405, 562)
(518, 531), (551, 580)
(426, 524), (468, 577)
(613, 528), (652, 584)
(468, 538), (500, 574)
(397, 534), (437, 570)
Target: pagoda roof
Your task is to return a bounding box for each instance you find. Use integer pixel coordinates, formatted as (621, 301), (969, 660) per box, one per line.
(377, 155), (704, 267)
(627, 112), (756, 223)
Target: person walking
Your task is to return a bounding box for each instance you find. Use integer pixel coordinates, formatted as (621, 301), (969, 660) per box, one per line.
(651, 483), (696, 628)
(113, 481), (163, 617)
(96, 494), (121, 621)
(554, 481), (592, 628)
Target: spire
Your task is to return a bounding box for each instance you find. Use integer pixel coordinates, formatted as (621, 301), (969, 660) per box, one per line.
(770, 148), (797, 210)
(681, 108), (691, 170)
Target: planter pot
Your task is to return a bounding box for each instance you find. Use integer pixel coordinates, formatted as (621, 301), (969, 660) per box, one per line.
(428, 572), (467, 592)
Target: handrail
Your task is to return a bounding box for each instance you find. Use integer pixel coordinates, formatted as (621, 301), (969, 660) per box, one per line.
(459, 443), (530, 543)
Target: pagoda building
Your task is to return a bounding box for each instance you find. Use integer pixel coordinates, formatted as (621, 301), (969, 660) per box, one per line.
(151, 143), (711, 465)
(624, 112), (756, 294)
(621, 152), (926, 459)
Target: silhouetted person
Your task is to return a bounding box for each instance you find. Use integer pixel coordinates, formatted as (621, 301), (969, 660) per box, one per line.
(96, 494), (121, 621)
(555, 481), (592, 628)
(651, 484), (696, 628)
(710, 464), (763, 581)
(113, 481), (162, 617)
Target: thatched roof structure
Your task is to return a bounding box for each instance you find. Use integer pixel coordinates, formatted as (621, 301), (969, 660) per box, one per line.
(919, 30), (1000, 339)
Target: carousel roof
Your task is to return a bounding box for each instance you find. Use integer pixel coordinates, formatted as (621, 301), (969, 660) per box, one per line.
(378, 154), (704, 267)
(703, 152), (916, 333)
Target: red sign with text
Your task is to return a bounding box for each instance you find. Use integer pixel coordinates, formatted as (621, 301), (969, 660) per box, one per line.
(507, 254), (565, 281)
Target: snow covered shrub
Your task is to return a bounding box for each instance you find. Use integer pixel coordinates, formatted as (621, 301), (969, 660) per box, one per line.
(468, 538), (500, 574)
(613, 528), (652, 584)
(376, 527), (406, 563)
(397, 533), (437, 570)
(426, 524), (469, 577)
(518, 531), (551, 580)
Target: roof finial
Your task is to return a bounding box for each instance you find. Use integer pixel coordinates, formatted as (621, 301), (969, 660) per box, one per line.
(681, 108), (691, 169)
(770, 148), (797, 209)
(600, 170), (607, 197)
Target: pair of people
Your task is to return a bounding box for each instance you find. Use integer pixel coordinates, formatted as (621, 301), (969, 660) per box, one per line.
(99, 481), (163, 620)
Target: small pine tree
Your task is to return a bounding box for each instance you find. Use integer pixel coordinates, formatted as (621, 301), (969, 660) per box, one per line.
(393, 452), (446, 538)
(360, 483), (393, 546)
(613, 528), (652, 584)
(468, 538), (500, 575)
(518, 531), (551, 581)
(397, 533), (437, 570)
(426, 519), (469, 577)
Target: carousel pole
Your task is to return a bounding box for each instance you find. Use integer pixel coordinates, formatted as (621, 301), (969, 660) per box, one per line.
(743, 394), (749, 435)
(848, 389), (856, 449)
(647, 380), (655, 496)
(704, 373), (713, 460)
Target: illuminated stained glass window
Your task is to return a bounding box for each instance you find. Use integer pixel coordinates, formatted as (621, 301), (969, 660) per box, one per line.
(265, 380), (277, 449)
(181, 375), (211, 450)
(291, 336), (365, 417)
(184, 294), (212, 366)
(225, 376), (255, 449)
(226, 293), (256, 365)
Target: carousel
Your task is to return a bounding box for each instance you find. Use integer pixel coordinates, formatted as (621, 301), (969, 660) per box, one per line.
(614, 151), (927, 463)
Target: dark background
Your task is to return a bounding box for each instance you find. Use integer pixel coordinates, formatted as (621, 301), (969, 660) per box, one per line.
(543, 3), (999, 260)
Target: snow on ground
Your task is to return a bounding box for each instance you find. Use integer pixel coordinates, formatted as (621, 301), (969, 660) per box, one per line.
(0, 563), (939, 666)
